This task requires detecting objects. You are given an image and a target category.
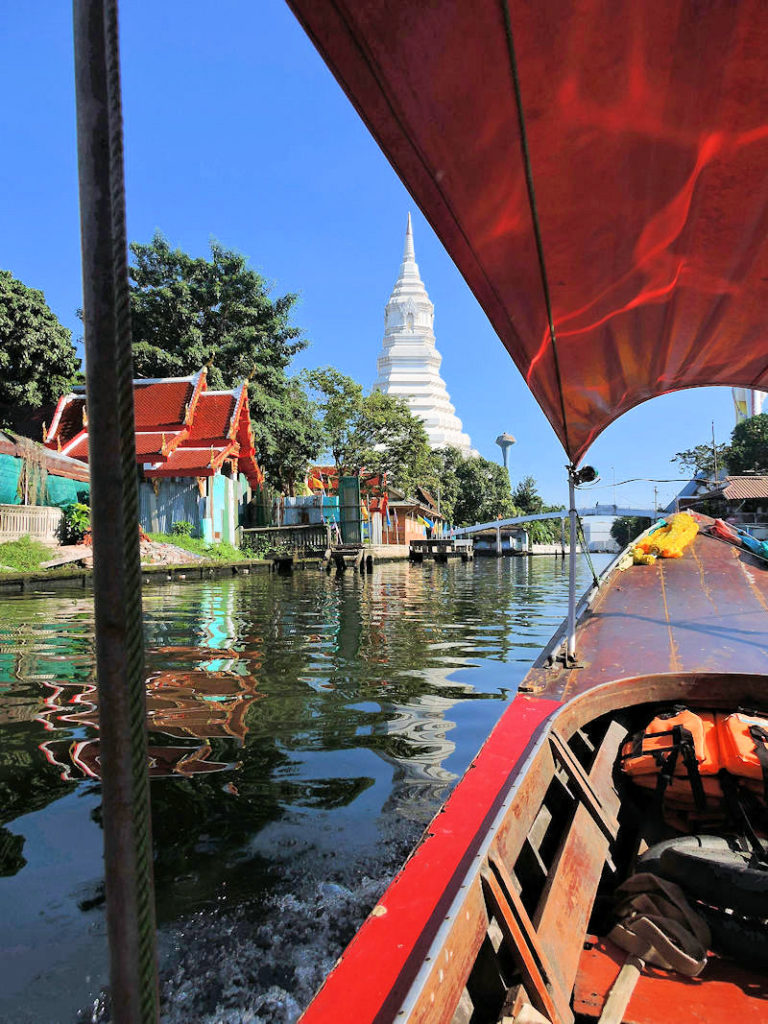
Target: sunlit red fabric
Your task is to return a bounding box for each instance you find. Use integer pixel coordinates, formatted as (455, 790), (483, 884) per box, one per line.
(287, 0), (768, 462)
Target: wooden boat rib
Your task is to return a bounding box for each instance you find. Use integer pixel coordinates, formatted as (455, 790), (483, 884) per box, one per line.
(300, 525), (768, 1023)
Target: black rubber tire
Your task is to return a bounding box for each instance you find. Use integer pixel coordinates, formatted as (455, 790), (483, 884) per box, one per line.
(697, 903), (768, 970)
(638, 834), (736, 876)
(638, 835), (768, 918)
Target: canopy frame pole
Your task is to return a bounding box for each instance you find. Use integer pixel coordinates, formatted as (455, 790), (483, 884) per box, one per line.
(567, 467), (577, 661)
(73, 1), (159, 1020)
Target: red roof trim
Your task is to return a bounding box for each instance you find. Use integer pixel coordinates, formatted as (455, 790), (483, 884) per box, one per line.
(60, 429), (89, 461)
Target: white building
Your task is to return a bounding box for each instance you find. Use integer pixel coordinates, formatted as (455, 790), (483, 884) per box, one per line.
(733, 387), (766, 423)
(374, 215), (475, 455)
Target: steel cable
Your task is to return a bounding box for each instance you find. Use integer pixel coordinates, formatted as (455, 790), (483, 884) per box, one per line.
(73, 1), (159, 1020)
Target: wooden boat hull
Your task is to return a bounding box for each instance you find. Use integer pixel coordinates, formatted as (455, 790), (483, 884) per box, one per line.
(299, 529), (768, 1023)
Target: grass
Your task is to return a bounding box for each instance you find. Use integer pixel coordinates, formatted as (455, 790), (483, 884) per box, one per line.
(146, 532), (243, 562)
(0, 535), (53, 572)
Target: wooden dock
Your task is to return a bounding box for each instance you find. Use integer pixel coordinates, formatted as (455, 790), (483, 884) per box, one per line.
(409, 538), (474, 563)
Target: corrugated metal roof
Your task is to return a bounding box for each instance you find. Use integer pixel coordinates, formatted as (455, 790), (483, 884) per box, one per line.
(722, 476), (768, 499)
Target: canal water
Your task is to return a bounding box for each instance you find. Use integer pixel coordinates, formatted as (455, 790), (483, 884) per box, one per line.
(0, 554), (610, 1023)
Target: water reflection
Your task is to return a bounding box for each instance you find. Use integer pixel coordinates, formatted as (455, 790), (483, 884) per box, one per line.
(0, 555), (609, 1022)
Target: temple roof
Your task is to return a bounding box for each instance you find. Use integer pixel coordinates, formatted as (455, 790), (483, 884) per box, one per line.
(46, 369), (262, 486)
(133, 370), (204, 430)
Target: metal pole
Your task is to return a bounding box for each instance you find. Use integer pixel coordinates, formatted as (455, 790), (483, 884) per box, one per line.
(73, 2), (159, 1021)
(567, 470), (577, 660)
(711, 420), (718, 483)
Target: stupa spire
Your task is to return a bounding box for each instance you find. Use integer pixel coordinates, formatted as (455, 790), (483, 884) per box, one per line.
(374, 214), (475, 457)
(397, 211), (419, 283)
(403, 212), (415, 261)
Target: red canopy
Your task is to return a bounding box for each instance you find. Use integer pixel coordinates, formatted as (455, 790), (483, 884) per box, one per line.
(287, 0), (768, 463)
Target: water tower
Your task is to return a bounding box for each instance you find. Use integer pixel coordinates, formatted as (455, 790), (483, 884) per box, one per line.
(496, 432), (516, 472)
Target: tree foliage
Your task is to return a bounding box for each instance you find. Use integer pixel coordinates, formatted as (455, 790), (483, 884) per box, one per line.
(303, 367), (366, 472)
(304, 369), (434, 495)
(510, 475), (564, 543)
(358, 390), (435, 496)
(429, 447), (513, 525)
(0, 270), (80, 428)
(454, 456), (514, 525)
(671, 415), (768, 479)
(610, 515), (651, 550)
(128, 233), (312, 484)
(671, 443), (729, 479)
(727, 413), (768, 474)
(256, 377), (323, 495)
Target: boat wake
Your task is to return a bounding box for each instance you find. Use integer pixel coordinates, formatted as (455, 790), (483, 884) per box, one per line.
(82, 820), (424, 1024)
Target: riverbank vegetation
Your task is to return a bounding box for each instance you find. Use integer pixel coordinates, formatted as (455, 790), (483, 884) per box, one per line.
(145, 533), (242, 562)
(0, 535), (52, 572)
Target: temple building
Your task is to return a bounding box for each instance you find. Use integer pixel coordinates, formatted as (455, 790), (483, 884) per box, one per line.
(45, 368), (262, 542)
(373, 215), (474, 455)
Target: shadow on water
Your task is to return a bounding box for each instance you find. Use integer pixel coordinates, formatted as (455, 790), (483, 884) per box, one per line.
(0, 555), (609, 1023)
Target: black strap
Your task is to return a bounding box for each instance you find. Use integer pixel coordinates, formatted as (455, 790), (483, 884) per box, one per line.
(620, 727), (679, 767)
(657, 705), (689, 721)
(677, 726), (706, 812)
(718, 769), (768, 865)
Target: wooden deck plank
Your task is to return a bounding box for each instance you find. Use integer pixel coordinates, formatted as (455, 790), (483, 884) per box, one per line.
(575, 940), (768, 1022)
(564, 535), (768, 701)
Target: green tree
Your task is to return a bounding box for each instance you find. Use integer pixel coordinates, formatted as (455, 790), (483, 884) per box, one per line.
(429, 447), (464, 523)
(727, 413), (768, 474)
(128, 233), (312, 481)
(510, 475), (564, 543)
(452, 456), (515, 525)
(304, 369), (435, 494)
(255, 377), (323, 495)
(357, 390), (434, 496)
(610, 515), (651, 549)
(304, 367), (367, 472)
(0, 271), (80, 428)
(671, 443), (729, 479)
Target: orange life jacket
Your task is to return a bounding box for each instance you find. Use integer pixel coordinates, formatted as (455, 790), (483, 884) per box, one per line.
(620, 707), (768, 814)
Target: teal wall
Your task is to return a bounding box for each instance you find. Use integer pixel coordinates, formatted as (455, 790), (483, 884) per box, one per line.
(212, 475), (226, 540)
(0, 453), (89, 508)
(46, 475), (90, 508)
(0, 454), (22, 504)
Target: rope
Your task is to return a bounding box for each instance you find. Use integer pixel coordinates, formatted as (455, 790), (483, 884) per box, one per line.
(499, 0), (571, 456)
(576, 513), (600, 588)
(74, 1), (158, 1020)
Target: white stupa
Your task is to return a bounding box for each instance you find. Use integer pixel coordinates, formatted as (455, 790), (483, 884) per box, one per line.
(733, 387), (766, 423)
(373, 214), (475, 456)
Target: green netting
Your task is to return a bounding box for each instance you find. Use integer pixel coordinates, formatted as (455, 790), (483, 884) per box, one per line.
(0, 454), (22, 505)
(46, 474), (90, 508)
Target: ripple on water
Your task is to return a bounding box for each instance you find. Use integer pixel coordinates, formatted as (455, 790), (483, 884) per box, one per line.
(0, 555), (611, 1022)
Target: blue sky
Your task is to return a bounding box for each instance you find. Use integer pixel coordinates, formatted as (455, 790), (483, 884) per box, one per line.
(1, 1), (737, 510)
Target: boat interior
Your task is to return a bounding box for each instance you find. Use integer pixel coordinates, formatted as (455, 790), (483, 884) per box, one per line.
(443, 673), (768, 1024)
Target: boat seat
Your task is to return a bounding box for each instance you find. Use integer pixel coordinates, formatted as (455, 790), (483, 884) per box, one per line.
(574, 938), (768, 1022)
